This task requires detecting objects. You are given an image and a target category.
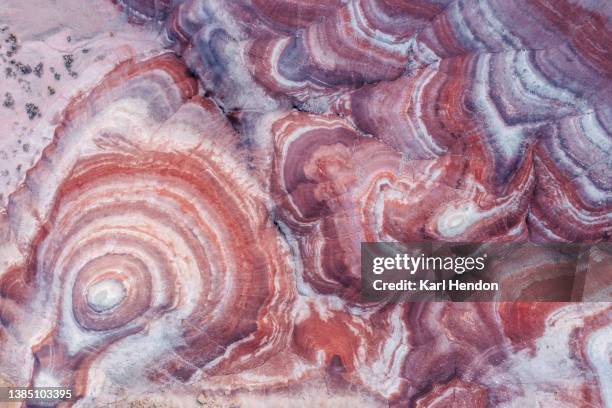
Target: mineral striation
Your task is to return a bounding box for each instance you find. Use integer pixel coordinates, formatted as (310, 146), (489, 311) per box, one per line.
(0, 0), (610, 406)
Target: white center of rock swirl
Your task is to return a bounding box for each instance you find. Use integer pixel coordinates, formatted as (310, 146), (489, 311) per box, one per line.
(86, 278), (127, 313)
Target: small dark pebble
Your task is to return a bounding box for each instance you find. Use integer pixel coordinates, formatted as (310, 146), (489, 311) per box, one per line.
(82, 48), (90, 54)
(16, 62), (32, 75)
(48, 86), (55, 95)
(62, 54), (74, 70)
(34, 62), (43, 77)
(3, 92), (14, 108)
(22, 143), (30, 152)
(5, 33), (18, 56)
(25, 103), (40, 119)
(66, 36), (72, 42)
(5, 67), (15, 78)
(54, 72), (60, 80)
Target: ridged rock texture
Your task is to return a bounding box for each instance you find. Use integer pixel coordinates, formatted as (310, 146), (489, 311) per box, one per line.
(0, 0), (610, 407)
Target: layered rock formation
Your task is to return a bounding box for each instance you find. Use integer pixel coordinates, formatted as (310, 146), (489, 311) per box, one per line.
(0, 0), (610, 406)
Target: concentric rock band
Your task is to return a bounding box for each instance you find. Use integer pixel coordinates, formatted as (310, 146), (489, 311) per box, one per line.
(0, 0), (610, 406)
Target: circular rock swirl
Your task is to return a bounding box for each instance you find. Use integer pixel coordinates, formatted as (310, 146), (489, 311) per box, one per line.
(0, 53), (293, 400)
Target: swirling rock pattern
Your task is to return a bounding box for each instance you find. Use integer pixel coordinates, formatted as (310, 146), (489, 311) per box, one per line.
(1, 53), (295, 403)
(0, 0), (610, 406)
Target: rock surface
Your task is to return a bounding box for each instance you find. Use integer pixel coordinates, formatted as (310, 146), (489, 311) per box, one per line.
(0, 0), (610, 406)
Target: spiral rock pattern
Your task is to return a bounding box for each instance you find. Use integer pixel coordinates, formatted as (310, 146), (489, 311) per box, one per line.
(1, 53), (294, 402)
